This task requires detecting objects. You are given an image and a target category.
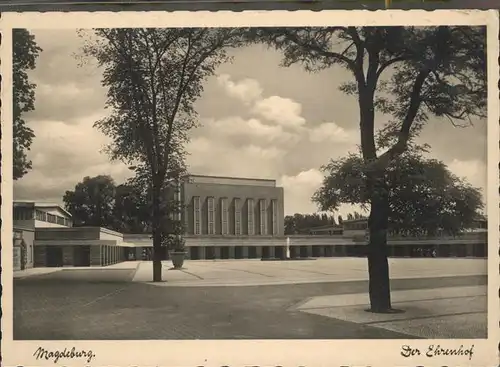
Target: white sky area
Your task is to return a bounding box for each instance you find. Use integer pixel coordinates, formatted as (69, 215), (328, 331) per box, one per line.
(13, 29), (488, 217)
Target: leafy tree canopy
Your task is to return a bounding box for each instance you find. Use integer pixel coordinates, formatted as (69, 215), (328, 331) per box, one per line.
(63, 175), (117, 228)
(313, 147), (484, 236)
(77, 28), (247, 281)
(13, 29), (42, 180)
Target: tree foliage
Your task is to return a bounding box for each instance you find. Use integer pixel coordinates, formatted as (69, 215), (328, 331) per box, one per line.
(253, 26), (487, 311)
(284, 213), (337, 235)
(113, 180), (151, 233)
(78, 28), (245, 281)
(313, 149), (484, 236)
(63, 175), (117, 228)
(13, 29), (42, 180)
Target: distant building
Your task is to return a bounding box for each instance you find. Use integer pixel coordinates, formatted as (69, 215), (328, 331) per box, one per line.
(137, 174), (287, 260)
(181, 174), (285, 237)
(296, 224), (343, 236)
(13, 201), (73, 270)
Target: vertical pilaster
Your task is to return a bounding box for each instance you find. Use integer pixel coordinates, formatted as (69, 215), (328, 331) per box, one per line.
(90, 245), (102, 266)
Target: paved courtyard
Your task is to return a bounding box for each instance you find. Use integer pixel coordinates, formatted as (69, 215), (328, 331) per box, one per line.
(13, 258), (487, 340)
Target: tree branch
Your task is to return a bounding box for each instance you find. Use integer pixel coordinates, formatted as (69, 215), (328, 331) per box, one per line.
(375, 55), (410, 80)
(374, 68), (431, 170)
(283, 29), (358, 73)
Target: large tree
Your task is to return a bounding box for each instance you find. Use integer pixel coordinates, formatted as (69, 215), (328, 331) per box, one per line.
(63, 175), (117, 228)
(113, 180), (151, 234)
(78, 28), (244, 281)
(256, 26), (486, 312)
(13, 29), (42, 180)
(313, 147), (484, 237)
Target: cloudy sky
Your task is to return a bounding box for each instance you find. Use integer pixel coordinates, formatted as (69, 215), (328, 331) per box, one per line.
(13, 29), (487, 217)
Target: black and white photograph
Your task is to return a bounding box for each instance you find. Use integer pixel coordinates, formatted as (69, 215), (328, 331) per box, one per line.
(3, 10), (499, 367)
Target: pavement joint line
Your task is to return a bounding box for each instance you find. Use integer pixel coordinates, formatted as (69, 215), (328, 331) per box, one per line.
(130, 262), (141, 280)
(273, 266), (335, 276)
(179, 269), (204, 280)
(81, 285), (129, 307)
(295, 293), (487, 311)
(211, 266), (275, 278)
(363, 311), (486, 325)
(143, 274), (486, 287)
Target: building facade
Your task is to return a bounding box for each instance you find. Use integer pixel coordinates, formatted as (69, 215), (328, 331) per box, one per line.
(181, 175), (285, 237)
(12, 177), (488, 270)
(13, 201), (73, 269)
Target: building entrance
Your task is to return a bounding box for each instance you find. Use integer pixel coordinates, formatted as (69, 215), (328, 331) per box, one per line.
(190, 246), (201, 260)
(73, 246), (91, 266)
(248, 246), (257, 259)
(46, 247), (63, 267)
(220, 247), (230, 259)
(274, 246), (285, 259)
(312, 246), (322, 257)
(234, 246), (243, 259)
(206, 247), (216, 260)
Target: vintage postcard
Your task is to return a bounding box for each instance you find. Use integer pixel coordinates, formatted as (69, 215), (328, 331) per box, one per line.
(2, 9), (499, 367)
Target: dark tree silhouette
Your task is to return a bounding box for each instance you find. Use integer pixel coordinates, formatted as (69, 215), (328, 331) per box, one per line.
(63, 175), (117, 228)
(313, 148), (484, 237)
(78, 28), (245, 281)
(253, 26), (486, 312)
(13, 29), (42, 180)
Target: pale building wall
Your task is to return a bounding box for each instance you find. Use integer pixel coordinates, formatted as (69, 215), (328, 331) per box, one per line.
(34, 220), (68, 228)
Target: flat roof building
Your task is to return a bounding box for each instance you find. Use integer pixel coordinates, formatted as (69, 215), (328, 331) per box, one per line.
(181, 174), (285, 237)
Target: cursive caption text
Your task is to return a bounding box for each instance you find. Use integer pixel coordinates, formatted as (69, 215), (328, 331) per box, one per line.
(33, 346), (95, 364)
(401, 344), (474, 360)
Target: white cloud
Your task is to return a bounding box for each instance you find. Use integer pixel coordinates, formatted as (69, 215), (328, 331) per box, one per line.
(279, 169), (324, 214)
(279, 169), (367, 218)
(14, 116), (133, 204)
(217, 74), (306, 128)
(252, 96), (306, 127)
(187, 137), (287, 179)
(447, 158), (486, 195)
(216, 74), (263, 105)
(309, 122), (353, 143)
(201, 116), (300, 145)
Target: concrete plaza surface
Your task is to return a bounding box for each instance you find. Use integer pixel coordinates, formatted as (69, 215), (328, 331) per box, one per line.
(134, 258), (487, 286)
(13, 258), (487, 340)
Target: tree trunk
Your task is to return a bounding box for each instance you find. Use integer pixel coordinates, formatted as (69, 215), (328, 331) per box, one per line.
(151, 177), (163, 282)
(367, 177), (392, 312)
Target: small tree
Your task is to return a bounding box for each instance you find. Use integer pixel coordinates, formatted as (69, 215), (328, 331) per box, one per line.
(313, 148), (484, 237)
(78, 28), (244, 281)
(255, 26), (486, 312)
(13, 29), (42, 180)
